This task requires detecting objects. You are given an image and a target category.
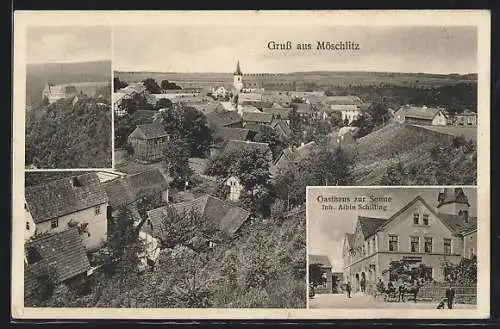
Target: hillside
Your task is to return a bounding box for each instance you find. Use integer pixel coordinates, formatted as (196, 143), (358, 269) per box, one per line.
(347, 122), (476, 185)
(25, 96), (112, 169)
(27, 60), (111, 106)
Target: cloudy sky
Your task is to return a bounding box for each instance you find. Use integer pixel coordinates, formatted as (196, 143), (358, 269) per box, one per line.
(307, 187), (477, 272)
(113, 26), (477, 74)
(27, 26), (111, 63)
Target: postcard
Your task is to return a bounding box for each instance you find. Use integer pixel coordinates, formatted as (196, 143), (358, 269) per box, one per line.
(12, 10), (490, 319)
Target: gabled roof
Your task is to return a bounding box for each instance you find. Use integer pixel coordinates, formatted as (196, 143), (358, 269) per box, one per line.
(271, 119), (292, 136)
(242, 111), (274, 124)
(274, 141), (319, 168)
(325, 95), (363, 105)
(358, 216), (387, 238)
(243, 122), (263, 133)
(206, 111), (243, 127)
(329, 104), (360, 112)
(223, 140), (272, 157)
(104, 169), (169, 209)
(145, 195), (251, 237)
(214, 127), (250, 142)
(25, 173), (108, 224)
(309, 254), (332, 268)
(25, 228), (91, 283)
(397, 105), (444, 121)
(262, 107), (293, 119)
(128, 123), (168, 140)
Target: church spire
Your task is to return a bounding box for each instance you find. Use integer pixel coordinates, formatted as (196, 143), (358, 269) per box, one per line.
(234, 60), (243, 76)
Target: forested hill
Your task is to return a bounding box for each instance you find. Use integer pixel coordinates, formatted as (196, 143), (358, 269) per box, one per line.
(25, 96), (112, 169)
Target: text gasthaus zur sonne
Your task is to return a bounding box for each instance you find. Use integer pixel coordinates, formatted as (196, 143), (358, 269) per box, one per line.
(315, 195), (392, 211)
(267, 40), (360, 51)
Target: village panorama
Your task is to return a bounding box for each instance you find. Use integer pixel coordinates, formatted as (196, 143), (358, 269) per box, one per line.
(24, 61), (477, 308)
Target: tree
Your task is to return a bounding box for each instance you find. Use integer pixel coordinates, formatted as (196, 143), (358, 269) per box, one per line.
(119, 92), (154, 115)
(107, 207), (139, 260)
(161, 80), (182, 90)
(366, 102), (389, 126)
(386, 260), (433, 283)
(288, 107), (303, 146)
(351, 112), (374, 138)
(142, 78), (162, 94)
(156, 98), (173, 110)
(160, 106), (213, 157)
(114, 77), (128, 92)
(443, 256), (477, 285)
(30, 263), (59, 306)
(324, 90), (334, 97)
(253, 125), (288, 161)
(205, 147), (274, 215)
(309, 263), (327, 288)
(164, 137), (193, 188)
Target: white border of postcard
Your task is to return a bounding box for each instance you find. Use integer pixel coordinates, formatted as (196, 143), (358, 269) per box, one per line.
(12, 10), (490, 319)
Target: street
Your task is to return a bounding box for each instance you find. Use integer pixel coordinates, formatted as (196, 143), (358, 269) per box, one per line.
(308, 292), (476, 309)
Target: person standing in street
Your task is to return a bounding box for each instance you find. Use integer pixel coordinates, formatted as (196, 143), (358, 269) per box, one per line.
(346, 280), (352, 298)
(445, 281), (456, 309)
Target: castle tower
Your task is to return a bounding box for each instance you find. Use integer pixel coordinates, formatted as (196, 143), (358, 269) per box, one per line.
(233, 60), (243, 93)
(437, 187), (470, 216)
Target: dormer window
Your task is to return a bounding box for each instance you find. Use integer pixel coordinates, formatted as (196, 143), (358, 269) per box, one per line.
(413, 213), (420, 225)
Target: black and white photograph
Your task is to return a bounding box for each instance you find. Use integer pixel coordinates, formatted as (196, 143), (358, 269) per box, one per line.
(12, 11), (489, 319)
(25, 26), (112, 169)
(307, 186), (478, 310)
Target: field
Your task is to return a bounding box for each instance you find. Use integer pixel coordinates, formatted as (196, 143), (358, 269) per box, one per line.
(115, 71), (476, 90)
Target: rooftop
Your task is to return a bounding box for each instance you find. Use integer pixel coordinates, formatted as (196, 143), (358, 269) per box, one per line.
(128, 123), (169, 140)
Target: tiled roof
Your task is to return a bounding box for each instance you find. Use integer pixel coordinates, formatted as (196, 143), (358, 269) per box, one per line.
(358, 216), (386, 238)
(271, 119), (292, 136)
(274, 141), (319, 169)
(242, 112), (274, 124)
(215, 127), (250, 142)
(206, 111), (243, 127)
(397, 106), (443, 121)
(262, 107), (293, 119)
(145, 195), (250, 237)
(329, 104), (360, 112)
(129, 123), (168, 140)
(438, 214), (477, 236)
(243, 122), (263, 133)
(325, 95), (363, 105)
(104, 169), (169, 209)
(25, 228), (90, 283)
(25, 173), (108, 224)
(309, 254), (332, 268)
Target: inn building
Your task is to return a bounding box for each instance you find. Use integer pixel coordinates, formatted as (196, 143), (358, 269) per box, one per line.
(342, 188), (477, 292)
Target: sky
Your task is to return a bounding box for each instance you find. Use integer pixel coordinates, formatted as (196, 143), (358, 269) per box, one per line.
(113, 26), (477, 74)
(27, 26), (111, 64)
(307, 187), (477, 272)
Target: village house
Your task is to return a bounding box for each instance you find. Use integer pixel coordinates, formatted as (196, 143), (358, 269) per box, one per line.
(309, 254), (333, 294)
(42, 83), (79, 104)
(127, 123), (169, 163)
(206, 110), (243, 129)
(113, 82), (148, 117)
(395, 105), (447, 126)
(270, 118), (292, 139)
(24, 227), (92, 305)
(329, 104), (362, 124)
(342, 188), (477, 293)
(210, 127), (252, 157)
(271, 141), (319, 177)
(143, 194), (251, 247)
(292, 102), (315, 118)
(212, 86), (229, 99)
(454, 109), (477, 127)
(24, 173), (109, 251)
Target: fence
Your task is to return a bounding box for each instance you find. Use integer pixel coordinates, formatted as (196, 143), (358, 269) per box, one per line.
(367, 282), (476, 304)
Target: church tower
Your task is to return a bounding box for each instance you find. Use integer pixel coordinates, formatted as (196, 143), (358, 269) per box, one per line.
(233, 60), (243, 93)
(436, 187), (470, 216)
